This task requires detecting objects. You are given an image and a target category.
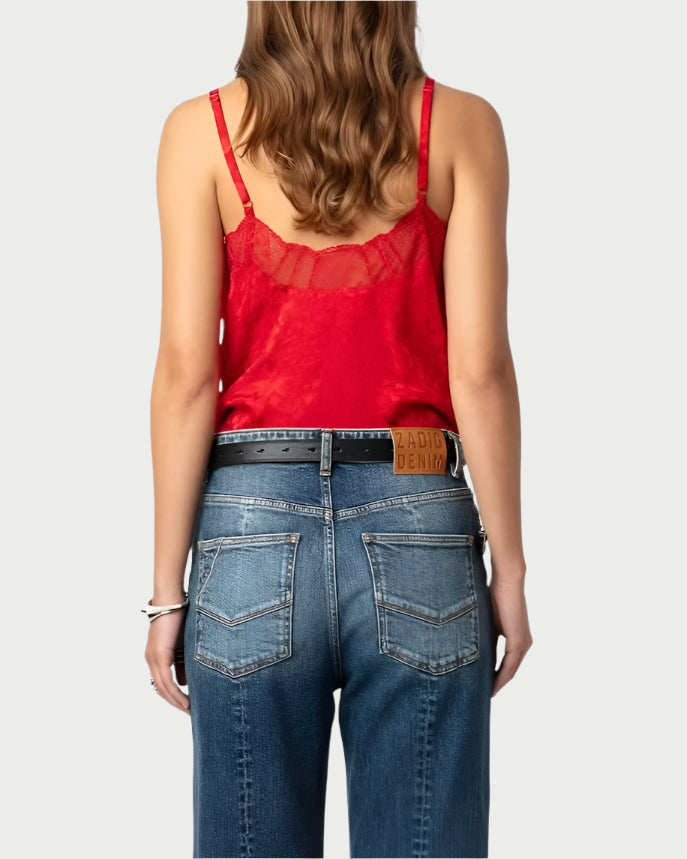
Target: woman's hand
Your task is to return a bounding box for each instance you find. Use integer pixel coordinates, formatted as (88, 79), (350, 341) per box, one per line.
(489, 572), (533, 697)
(145, 609), (191, 714)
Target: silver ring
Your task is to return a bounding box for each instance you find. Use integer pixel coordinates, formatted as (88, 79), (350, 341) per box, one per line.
(150, 676), (157, 691)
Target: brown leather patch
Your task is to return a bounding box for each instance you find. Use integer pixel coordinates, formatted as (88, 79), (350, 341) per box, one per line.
(389, 427), (448, 474)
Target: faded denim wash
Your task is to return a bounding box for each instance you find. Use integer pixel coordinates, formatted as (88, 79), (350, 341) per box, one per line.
(184, 428), (497, 858)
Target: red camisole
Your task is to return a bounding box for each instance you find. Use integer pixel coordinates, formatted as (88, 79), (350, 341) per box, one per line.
(208, 75), (459, 435)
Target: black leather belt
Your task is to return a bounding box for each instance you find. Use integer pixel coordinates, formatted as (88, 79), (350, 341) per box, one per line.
(207, 433), (458, 473)
(204, 433), (486, 554)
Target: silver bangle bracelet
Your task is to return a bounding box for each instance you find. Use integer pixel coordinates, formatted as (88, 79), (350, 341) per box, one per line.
(141, 595), (189, 623)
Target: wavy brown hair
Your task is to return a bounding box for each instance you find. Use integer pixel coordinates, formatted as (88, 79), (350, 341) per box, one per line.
(233, 0), (426, 237)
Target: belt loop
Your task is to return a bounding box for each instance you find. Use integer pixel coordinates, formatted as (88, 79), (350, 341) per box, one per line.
(445, 430), (466, 478)
(320, 428), (333, 476)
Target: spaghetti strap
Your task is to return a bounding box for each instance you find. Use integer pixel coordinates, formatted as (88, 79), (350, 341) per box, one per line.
(209, 88), (253, 211)
(417, 76), (435, 200)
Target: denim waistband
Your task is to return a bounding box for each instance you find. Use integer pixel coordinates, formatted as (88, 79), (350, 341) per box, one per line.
(210, 427), (466, 477)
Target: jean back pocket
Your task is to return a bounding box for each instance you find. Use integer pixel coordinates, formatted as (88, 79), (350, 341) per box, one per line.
(362, 532), (479, 675)
(194, 532), (300, 678)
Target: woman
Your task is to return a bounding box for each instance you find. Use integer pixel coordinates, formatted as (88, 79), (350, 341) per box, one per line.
(144, 2), (532, 857)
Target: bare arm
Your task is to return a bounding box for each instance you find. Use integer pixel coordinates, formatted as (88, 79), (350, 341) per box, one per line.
(443, 93), (532, 695)
(444, 93), (524, 580)
(146, 95), (226, 712)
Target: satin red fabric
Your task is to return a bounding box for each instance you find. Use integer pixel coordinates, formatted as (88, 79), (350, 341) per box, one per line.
(208, 76), (458, 435)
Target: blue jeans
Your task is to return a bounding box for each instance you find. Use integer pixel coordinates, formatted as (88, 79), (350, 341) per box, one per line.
(184, 428), (497, 858)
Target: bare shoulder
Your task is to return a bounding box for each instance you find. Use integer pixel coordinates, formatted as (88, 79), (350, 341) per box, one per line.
(432, 81), (508, 178)
(155, 83), (247, 241)
(157, 89), (217, 169)
(157, 79), (247, 180)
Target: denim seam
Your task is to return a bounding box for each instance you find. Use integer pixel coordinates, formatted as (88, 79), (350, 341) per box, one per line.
(412, 678), (437, 857)
(196, 542), (222, 602)
(196, 535), (299, 605)
(375, 597), (478, 625)
(197, 531), (299, 547)
(200, 487), (472, 519)
(212, 427), (456, 441)
(286, 538), (298, 674)
(233, 678), (255, 856)
(321, 471), (343, 683)
(195, 635), (292, 678)
(388, 649), (480, 675)
(363, 533), (474, 546)
(335, 487), (473, 519)
(197, 599), (293, 626)
(383, 630), (481, 674)
(201, 494), (327, 517)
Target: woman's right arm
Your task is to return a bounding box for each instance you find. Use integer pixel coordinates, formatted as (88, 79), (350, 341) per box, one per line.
(442, 90), (533, 697)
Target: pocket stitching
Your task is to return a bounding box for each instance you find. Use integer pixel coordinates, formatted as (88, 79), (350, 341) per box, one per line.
(197, 596), (293, 626)
(193, 532), (299, 677)
(196, 540), (223, 602)
(382, 611), (480, 674)
(194, 611), (293, 679)
(375, 596), (478, 625)
(196, 532), (299, 609)
(363, 532), (475, 545)
(363, 532), (481, 675)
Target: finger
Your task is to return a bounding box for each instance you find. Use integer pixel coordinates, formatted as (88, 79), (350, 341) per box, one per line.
(156, 674), (191, 713)
(491, 652), (516, 697)
(151, 662), (191, 713)
(492, 644), (529, 696)
(160, 665), (191, 712)
(491, 646), (528, 697)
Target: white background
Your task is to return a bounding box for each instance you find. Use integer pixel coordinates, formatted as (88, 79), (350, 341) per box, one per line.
(1, 1), (685, 857)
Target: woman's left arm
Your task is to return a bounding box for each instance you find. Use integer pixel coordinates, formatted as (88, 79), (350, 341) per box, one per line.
(145, 95), (226, 713)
